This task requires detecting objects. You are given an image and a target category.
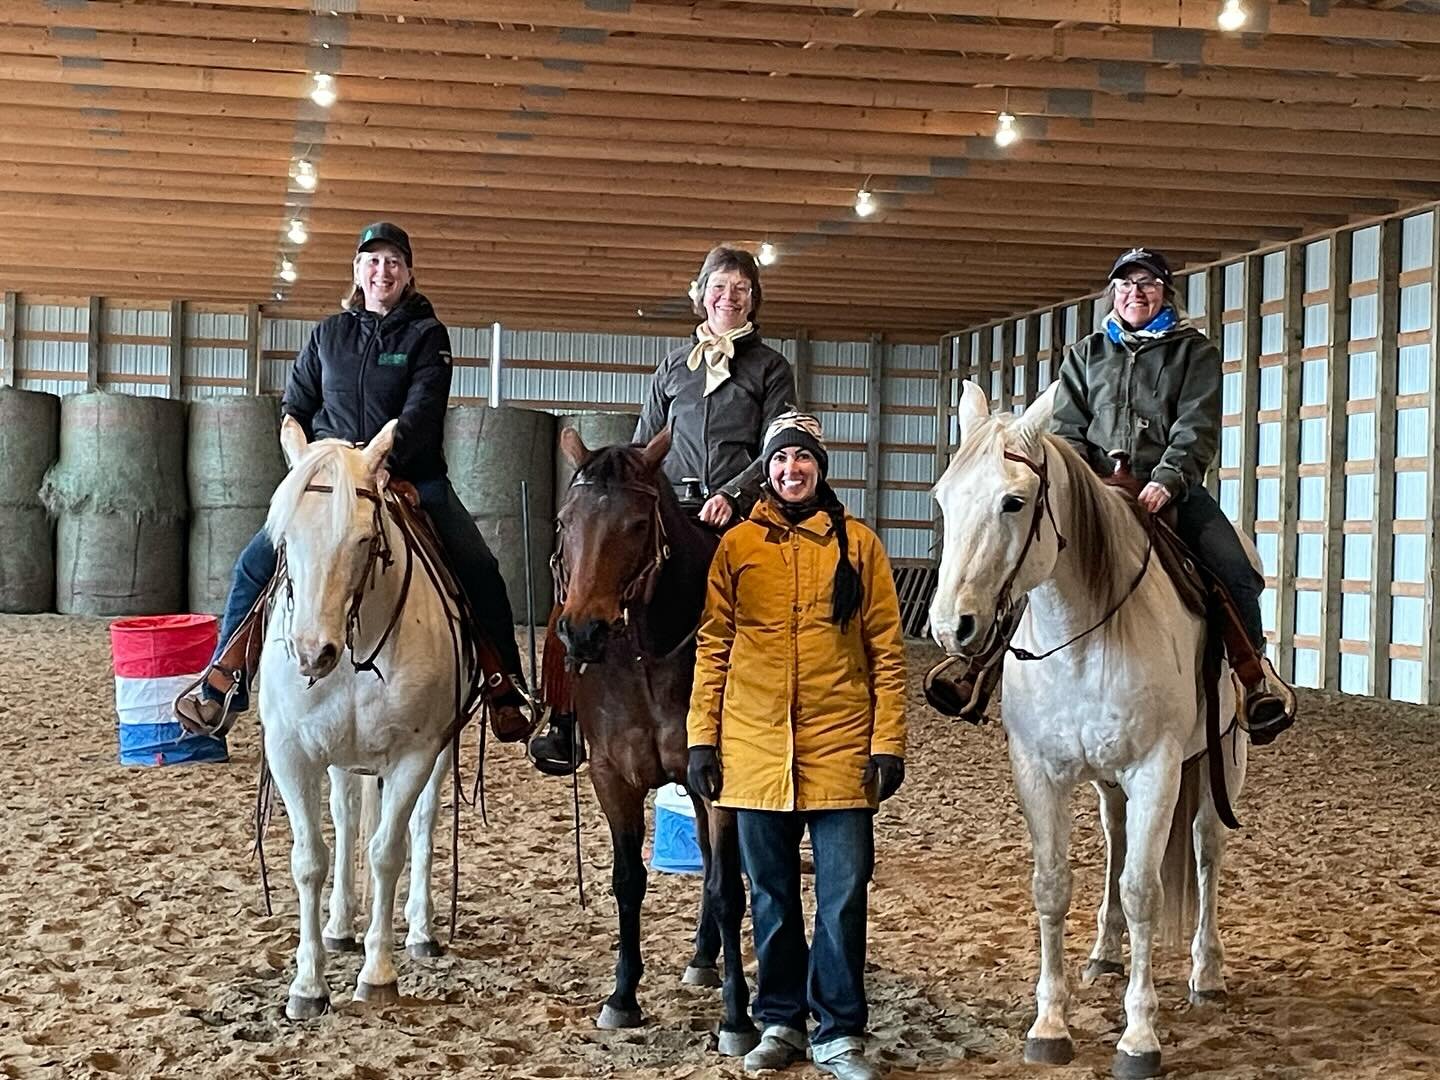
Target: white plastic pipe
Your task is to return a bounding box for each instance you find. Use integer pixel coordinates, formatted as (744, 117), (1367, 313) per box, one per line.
(489, 320), (503, 407)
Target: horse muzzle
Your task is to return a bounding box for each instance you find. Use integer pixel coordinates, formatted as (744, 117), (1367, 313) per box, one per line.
(556, 614), (611, 665)
(296, 639), (341, 680)
(931, 613), (978, 656)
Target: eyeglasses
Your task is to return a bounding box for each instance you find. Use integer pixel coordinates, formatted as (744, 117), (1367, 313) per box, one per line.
(707, 281), (753, 297)
(1114, 278), (1165, 293)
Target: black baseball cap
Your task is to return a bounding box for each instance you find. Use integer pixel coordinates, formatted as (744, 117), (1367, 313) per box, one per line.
(1109, 246), (1173, 285)
(356, 222), (412, 265)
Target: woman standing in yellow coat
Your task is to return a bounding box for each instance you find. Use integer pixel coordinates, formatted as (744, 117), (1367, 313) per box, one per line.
(687, 412), (908, 1080)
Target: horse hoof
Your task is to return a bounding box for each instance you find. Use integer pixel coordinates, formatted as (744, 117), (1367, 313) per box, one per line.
(407, 939), (444, 959)
(1024, 1037), (1074, 1065)
(286, 994), (331, 1020)
(682, 964), (722, 988)
(1112, 1049), (1162, 1079)
(323, 935), (360, 954)
(717, 1028), (760, 1057)
(596, 1003), (644, 1030)
(1189, 987), (1228, 1006)
(1082, 958), (1126, 984)
(354, 981), (400, 1006)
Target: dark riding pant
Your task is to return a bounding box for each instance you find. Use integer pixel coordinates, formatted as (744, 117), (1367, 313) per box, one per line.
(1173, 484), (1265, 650)
(203, 478), (522, 708)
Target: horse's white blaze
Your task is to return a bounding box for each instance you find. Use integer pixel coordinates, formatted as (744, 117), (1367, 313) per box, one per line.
(260, 419), (460, 1016)
(929, 381), (1248, 1070)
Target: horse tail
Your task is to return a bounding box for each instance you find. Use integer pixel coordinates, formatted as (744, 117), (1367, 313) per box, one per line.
(1158, 758), (1201, 949)
(358, 775), (382, 910)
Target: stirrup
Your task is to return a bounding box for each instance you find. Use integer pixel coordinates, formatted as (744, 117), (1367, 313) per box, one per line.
(527, 710), (586, 777)
(171, 665), (245, 739)
(1235, 656), (1297, 746)
(923, 654), (997, 723)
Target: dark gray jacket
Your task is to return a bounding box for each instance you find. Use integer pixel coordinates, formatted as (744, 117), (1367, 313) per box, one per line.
(634, 330), (796, 514)
(1051, 323), (1221, 495)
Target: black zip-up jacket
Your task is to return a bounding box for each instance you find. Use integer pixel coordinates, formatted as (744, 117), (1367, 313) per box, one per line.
(281, 292), (454, 482)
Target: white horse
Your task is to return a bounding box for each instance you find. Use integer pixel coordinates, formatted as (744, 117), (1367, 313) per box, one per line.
(929, 382), (1247, 1079)
(260, 417), (460, 1019)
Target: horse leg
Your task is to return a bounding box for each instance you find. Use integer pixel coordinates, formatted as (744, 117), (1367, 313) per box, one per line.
(403, 742), (452, 959)
(682, 790), (723, 989)
(355, 753), (436, 1005)
(595, 778), (648, 1029)
(1112, 759), (1183, 1079)
(266, 745), (332, 1019)
(1013, 765), (1075, 1066)
(1190, 730), (1246, 1004)
(708, 805), (758, 1055)
(1084, 781), (1128, 985)
(323, 766), (363, 953)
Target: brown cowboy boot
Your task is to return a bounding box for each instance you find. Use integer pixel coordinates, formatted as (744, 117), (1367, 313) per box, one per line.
(924, 653), (1002, 724)
(1214, 595), (1296, 746)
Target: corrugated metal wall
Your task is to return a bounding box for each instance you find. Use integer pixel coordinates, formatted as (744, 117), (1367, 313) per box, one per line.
(941, 201), (1440, 706)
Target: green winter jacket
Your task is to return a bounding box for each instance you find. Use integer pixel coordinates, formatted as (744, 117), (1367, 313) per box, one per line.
(1051, 323), (1222, 495)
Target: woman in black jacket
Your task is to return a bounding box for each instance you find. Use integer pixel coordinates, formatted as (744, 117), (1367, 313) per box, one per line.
(176, 222), (530, 739)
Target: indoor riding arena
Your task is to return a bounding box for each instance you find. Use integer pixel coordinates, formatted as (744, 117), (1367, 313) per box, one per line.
(3, 3), (1440, 1079)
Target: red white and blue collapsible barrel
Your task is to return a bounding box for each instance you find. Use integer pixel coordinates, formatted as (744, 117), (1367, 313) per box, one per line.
(651, 783), (703, 874)
(110, 614), (228, 766)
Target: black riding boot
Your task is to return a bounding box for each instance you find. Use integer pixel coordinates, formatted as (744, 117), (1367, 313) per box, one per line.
(528, 711), (585, 776)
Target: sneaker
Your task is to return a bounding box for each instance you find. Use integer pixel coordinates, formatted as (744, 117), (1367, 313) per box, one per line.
(527, 713), (585, 776)
(814, 1049), (881, 1080)
(743, 1025), (806, 1073)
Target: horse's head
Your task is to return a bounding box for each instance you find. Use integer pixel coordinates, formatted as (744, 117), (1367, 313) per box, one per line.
(929, 381), (1062, 656)
(267, 416), (397, 680)
(553, 426), (672, 663)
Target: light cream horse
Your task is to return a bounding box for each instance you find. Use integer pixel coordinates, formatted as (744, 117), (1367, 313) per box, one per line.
(929, 383), (1247, 1079)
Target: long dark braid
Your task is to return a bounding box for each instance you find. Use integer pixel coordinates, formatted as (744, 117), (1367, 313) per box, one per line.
(817, 480), (862, 631)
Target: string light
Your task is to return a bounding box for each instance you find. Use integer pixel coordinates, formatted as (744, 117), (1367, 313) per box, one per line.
(309, 72), (337, 108)
(292, 159), (318, 191)
(279, 259), (298, 284)
(1217, 0), (1247, 31)
(287, 218), (308, 245)
(854, 188), (877, 218)
(758, 241), (778, 266)
(994, 111), (1020, 147)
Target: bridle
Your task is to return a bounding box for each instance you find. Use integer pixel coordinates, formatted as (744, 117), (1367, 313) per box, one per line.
(551, 476), (671, 623)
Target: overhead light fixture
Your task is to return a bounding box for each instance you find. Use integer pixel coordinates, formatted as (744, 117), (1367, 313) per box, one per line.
(274, 291), (285, 300)
(279, 259), (298, 284)
(1217, 0), (1247, 31)
(309, 72), (337, 107)
(854, 188), (877, 218)
(635, 307), (645, 317)
(758, 241), (778, 266)
(287, 218), (308, 245)
(292, 158), (318, 191)
(994, 111), (1020, 147)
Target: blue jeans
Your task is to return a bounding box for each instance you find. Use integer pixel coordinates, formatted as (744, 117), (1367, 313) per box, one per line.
(1173, 485), (1265, 649)
(737, 808), (874, 1048)
(205, 477), (522, 708)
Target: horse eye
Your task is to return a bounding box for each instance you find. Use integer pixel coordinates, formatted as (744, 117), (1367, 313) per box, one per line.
(1001, 494), (1026, 514)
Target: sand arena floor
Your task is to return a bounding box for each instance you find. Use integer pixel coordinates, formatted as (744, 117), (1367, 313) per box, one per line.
(2, 614), (1439, 1079)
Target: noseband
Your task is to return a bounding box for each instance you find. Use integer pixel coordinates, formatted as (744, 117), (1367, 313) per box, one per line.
(551, 477), (671, 624)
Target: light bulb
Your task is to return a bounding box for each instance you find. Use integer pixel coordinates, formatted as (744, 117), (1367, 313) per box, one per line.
(309, 72), (337, 107)
(293, 159), (317, 191)
(758, 242), (778, 266)
(287, 218), (308, 245)
(994, 112), (1020, 147)
(854, 189), (876, 218)
(1218, 0), (1247, 31)
(280, 260), (298, 284)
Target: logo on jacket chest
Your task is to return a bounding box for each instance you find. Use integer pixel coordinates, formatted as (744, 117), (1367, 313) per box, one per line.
(377, 352), (408, 366)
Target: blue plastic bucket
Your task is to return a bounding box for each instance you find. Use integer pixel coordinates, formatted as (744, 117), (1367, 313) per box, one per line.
(651, 783), (703, 874)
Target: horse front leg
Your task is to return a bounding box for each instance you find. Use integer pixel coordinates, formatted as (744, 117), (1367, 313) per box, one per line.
(403, 742), (453, 959)
(1113, 758), (1183, 1079)
(1084, 780), (1128, 985)
(683, 789), (722, 988)
(355, 753), (436, 1005)
(265, 741), (332, 1019)
(594, 773), (649, 1029)
(323, 766), (364, 954)
(1012, 760), (1075, 1067)
(707, 804), (758, 1056)
(1190, 730), (1245, 1004)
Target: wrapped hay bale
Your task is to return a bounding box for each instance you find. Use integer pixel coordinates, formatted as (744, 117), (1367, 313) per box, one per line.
(0, 387), (60, 612)
(554, 412), (638, 510)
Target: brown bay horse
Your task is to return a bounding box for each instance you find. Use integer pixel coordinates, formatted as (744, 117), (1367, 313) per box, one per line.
(551, 427), (757, 1056)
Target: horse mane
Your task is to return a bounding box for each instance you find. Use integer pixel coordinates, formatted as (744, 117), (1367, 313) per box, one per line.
(265, 439), (361, 547)
(572, 441), (646, 488)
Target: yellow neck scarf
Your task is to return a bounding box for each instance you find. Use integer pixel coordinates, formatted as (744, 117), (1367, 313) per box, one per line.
(685, 322), (754, 397)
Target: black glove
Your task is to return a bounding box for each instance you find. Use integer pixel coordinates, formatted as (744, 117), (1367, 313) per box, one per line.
(862, 754), (905, 802)
(687, 745), (723, 802)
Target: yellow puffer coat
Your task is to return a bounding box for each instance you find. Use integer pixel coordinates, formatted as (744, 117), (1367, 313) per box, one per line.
(687, 496), (907, 811)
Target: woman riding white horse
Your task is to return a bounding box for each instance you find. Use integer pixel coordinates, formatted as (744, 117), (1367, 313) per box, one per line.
(930, 382), (1248, 1079)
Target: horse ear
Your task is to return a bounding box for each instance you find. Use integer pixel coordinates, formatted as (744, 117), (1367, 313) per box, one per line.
(957, 380), (990, 445)
(1014, 382), (1060, 445)
(559, 426), (591, 469)
(361, 418), (398, 476)
(280, 415), (309, 467)
(640, 426), (673, 472)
